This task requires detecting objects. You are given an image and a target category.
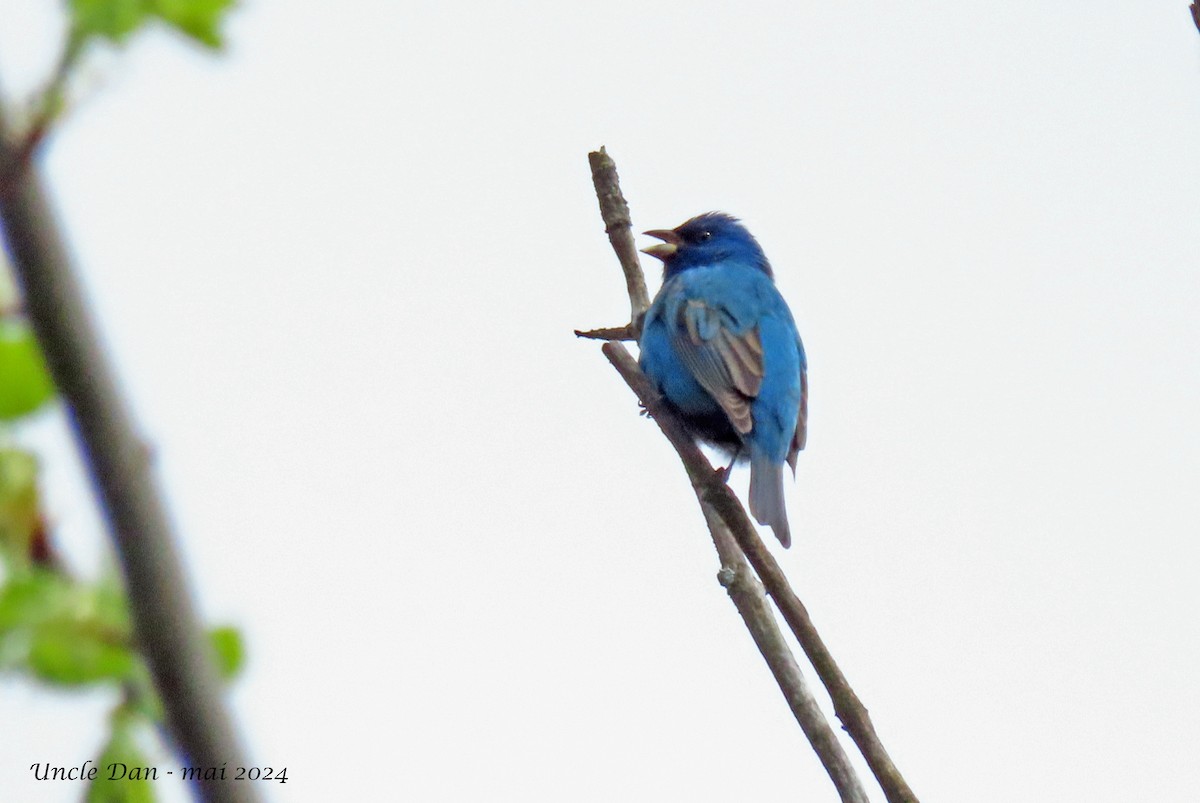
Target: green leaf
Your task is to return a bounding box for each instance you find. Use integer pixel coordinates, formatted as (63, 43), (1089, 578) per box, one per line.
(0, 569), (69, 668)
(207, 625), (244, 679)
(90, 575), (133, 634)
(28, 617), (137, 685)
(68, 0), (152, 45)
(0, 570), (136, 684)
(0, 568), (72, 634)
(150, 0), (235, 49)
(0, 448), (40, 562)
(0, 323), (55, 420)
(67, 0), (235, 49)
(88, 721), (157, 803)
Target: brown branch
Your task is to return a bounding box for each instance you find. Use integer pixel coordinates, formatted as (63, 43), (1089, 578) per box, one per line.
(702, 482), (918, 803)
(604, 342), (869, 802)
(588, 147), (650, 336)
(0, 77), (258, 802)
(0, 34), (81, 198)
(707, 514), (869, 803)
(573, 324), (636, 341)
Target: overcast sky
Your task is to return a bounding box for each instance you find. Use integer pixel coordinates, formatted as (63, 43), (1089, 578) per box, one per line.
(2, 2), (1199, 801)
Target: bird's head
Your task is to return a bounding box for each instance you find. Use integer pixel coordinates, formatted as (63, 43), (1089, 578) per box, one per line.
(641, 212), (773, 279)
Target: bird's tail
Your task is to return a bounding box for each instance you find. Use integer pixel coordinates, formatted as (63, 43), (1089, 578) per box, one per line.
(748, 452), (791, 548)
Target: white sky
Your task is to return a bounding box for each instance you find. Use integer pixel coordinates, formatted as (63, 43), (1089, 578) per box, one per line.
(1, 1), (1199, 801)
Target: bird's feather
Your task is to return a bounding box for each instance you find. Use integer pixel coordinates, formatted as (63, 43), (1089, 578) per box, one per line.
(749, 451), (790, 548)
(672, 298), (764, 435)
(788, 368), (808, 473)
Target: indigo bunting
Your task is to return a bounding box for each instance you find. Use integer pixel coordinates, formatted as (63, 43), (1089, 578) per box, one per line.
(638, 213), (807, 548)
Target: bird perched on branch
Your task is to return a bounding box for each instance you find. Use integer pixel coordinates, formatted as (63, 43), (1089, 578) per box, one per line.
(638, 213), (807, 547)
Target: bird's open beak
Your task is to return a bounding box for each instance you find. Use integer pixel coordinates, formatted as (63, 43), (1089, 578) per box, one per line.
(641, 229), (681, 261)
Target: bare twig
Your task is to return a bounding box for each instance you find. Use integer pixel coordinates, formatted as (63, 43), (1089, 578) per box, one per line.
(586, 148), (920, 803)
(587, 147), (650, 335)
(0, 78), (258, 802)
(573, 324), (635, 341)
(0, 33), (82, 196)
(702, 481), (918, 803)
(709, 512), (869, 802)
(604, 342), (869, 803)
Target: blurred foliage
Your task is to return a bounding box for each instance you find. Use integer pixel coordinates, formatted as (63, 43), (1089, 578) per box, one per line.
(13, 0), (235, 146)
(209, 624), (246, 680)
(87, 711), (157, 803)
(2, 6), (240, 798)
(0, 307), (245, 802)
(0, 448), (39, 560)
(0, 323), (56, 421)
(68, 0), (235, 49)
(0, 261), (16, 310)
(0, 315), (247, 798)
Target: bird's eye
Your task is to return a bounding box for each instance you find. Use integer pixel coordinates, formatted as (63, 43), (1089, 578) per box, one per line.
(697, 230), (712, 242)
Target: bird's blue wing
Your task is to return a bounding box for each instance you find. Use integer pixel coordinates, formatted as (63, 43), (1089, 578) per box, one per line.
(669, 297), (765, 437)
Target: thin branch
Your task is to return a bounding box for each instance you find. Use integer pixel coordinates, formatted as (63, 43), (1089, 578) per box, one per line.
(708, 518), (868, 803)
(0, 33), (82, 195)
(605, 341), (869, 803)
(586, 148), (921, 803)
(587, 146), (650, 335)
(573, 324), (635, 341)
(0, 79), (258, 802)
(702, 482), (918, 803)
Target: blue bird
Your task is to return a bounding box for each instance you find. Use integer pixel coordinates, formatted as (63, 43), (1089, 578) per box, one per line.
(638, 213), (807, 547)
